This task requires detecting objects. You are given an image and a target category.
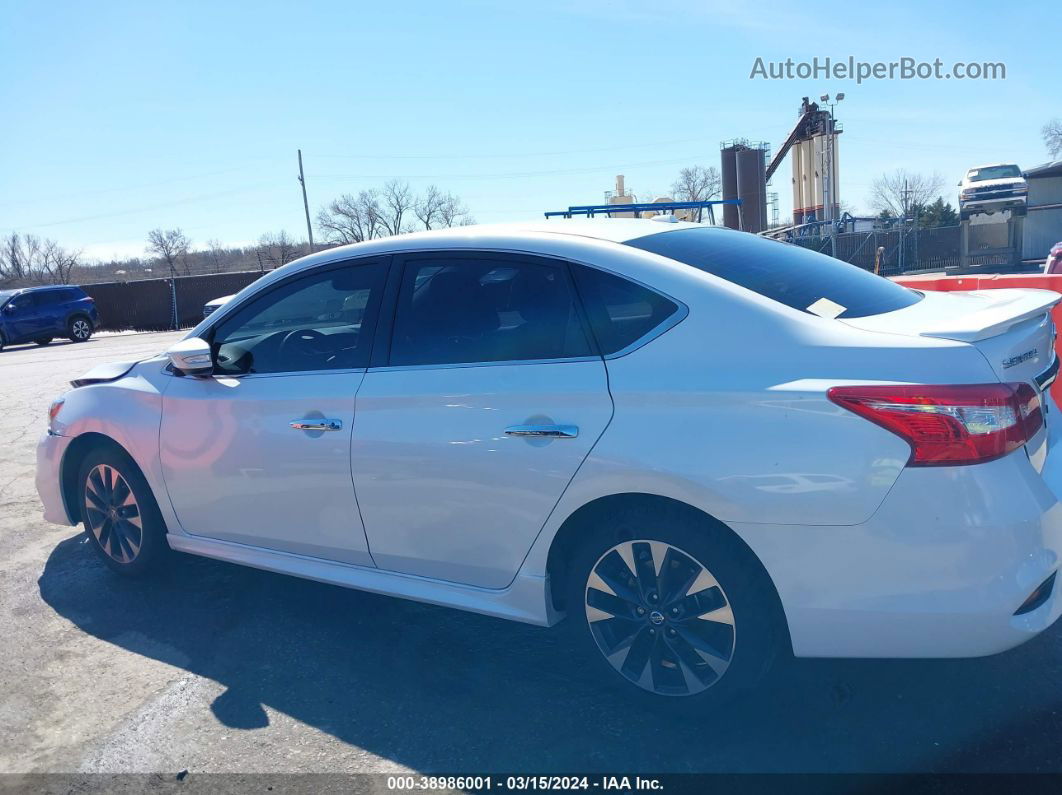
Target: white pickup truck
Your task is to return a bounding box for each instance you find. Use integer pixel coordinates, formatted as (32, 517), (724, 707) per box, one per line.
(958, 163), (1027, 220)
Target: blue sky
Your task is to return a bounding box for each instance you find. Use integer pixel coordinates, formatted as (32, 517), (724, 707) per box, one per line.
(1, 0), (1057, 261)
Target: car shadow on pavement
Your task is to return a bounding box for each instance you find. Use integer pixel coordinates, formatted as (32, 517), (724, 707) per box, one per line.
(39, 532), (1062, 773)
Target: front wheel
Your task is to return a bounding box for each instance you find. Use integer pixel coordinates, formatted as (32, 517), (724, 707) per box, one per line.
(563, 504), (783, 707)
(68, 316), (92, 342)
(78, 446), (169, 576)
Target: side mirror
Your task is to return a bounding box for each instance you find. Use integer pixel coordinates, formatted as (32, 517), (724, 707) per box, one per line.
(166, 337), (213, 377)
(3, 303), (16, 314)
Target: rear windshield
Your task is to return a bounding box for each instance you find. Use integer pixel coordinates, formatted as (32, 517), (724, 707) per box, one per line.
(967, 165), (1021, 181)
(625, 227), (922, 319)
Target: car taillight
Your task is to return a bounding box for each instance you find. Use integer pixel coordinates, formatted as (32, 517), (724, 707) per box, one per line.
(827, 383), (1043, 466)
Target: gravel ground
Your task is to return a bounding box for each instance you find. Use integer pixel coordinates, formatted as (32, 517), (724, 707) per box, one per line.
(3, 331), (1062, 776)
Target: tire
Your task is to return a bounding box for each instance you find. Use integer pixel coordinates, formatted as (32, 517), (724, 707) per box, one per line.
(34, 337), (53, 346)
(68, 316), (93, 342)
(561, 501), (783, 709)
(77, 444), (169, 576)
(0, 332), (5, 352)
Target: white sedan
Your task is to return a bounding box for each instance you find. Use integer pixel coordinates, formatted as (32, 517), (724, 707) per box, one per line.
(36, 219), (1062, 704)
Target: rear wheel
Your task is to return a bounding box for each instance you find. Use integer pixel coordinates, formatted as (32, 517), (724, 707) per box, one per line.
(78, 446), (169, 576)
(34, 337), (53, 346)
(562, 503), (782, 707)
(68, 316), (92, 342)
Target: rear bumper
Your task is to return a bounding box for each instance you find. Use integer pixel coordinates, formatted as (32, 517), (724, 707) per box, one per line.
(736, 438), (1062, 658)
(36, 432), (75, 526)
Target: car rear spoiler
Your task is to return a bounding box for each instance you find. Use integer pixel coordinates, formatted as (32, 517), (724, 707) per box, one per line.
(917, 289), (1062, 343)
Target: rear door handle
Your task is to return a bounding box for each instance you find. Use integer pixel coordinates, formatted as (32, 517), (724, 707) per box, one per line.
(504, 424), (579, 438)
(290, 419), (343, 432)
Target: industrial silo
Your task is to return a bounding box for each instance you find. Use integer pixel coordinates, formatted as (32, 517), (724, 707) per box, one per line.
(736, 147), (768, 233)
(720, 145), (741, 229)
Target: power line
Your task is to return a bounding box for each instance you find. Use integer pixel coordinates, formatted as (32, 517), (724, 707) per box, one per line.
(312, 137), (711, 161)
(307, 155), (709, 182)
(0, 161), (282, 208)
(0, 182), (285, 233)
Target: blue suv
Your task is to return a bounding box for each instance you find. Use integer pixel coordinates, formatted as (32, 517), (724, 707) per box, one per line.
(0, 286), (100, 351)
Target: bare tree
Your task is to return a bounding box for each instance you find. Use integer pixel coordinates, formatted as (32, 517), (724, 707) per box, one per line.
(206, 239), (226, 273)
(378, 180), (415, 236)
(258, 230), (302, 268)
(316, 191), (383, 244)
(437, 192), (474, 227)
(1, 233), (32, 282)
(319, 182), (474, 242)
(147, 228), (190, 277)
(0, 233), (81, 285)
(40, 239), (81, 284)
(869, 170), (944, 218)
(1044, 118), (1062, 158)
(415, 185), (446, 230)
(671, 165), (721, 204)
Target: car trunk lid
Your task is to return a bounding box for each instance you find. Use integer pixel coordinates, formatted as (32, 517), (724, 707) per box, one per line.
(841, 288), (1060, 470)
(841, 288), (1059, 384)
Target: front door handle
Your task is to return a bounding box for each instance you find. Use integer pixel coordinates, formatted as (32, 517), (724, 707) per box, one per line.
(504, 424), (579, 438)
(290, 419), (343, 432)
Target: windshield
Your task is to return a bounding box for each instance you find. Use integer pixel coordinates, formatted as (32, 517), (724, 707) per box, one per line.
(967, 165), (1022, 181)
(625, 227), (923, 319)
(0, 290), (16, 307)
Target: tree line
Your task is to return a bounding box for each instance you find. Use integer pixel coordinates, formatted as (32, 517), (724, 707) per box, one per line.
(0, 180), (479, 288)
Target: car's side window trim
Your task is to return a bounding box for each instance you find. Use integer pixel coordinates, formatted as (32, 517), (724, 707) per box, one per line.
(368, 254), (405, 369)
(169, 254), (392, 379)
(374, 250), (600, 372)
(565, 260), (688, 361)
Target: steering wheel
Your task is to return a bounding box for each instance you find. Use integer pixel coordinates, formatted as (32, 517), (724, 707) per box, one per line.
(279, 328), (330, 362)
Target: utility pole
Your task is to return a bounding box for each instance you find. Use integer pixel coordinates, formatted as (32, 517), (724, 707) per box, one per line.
(298, 149), (315, 253)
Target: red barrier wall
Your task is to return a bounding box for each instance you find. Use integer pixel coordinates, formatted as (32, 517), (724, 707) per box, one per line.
(892, 273), (1062, 402)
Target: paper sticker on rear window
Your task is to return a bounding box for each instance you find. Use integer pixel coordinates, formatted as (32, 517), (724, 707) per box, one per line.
(806, 297), (846, 319)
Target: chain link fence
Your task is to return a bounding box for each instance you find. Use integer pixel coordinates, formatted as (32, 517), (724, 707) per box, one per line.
(786, 225), (962, 276)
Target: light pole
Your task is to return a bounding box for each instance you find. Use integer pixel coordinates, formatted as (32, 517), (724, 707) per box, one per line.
(819, 92), (844, 226)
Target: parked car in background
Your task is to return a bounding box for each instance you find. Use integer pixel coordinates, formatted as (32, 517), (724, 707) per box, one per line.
(36, 220), (1062, 706)
(959, 163), (1028, 220)
(1045, 242), (1062, 274)
(202, 294), (234, 319)
(0, 285), (99, 351)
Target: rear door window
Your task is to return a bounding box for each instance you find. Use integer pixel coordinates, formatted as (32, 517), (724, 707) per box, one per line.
(625, 227), (921, 319)
(389, 255), (592, 367)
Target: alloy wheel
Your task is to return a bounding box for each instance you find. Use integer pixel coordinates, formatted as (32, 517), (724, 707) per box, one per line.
(584, 540), (736, 696)
(84, 464), (143, 564)
(72, 319), (91, 340)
